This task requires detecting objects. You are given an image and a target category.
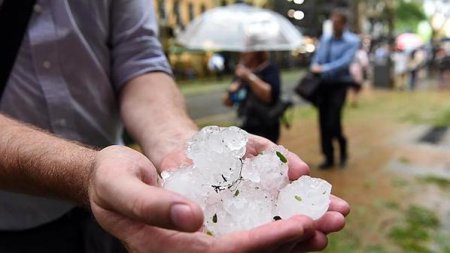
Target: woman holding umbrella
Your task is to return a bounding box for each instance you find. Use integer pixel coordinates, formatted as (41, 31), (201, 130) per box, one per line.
(224, 51), (282, 143)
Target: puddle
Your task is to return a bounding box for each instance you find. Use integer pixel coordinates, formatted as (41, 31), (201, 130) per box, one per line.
(387, 159), (450, 180)
(419, 127), (449, 145)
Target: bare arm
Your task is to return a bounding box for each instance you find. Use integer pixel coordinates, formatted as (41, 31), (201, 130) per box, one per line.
(0, 114), (95, 206)
(0, 114), (349, 253)
(119, 72), (198, 170)
(235, 65), (272, 104)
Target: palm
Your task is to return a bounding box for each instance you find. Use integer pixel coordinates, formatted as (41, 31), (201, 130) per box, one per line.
(92, 203), (323, 253)
(89, 138), (349, 253)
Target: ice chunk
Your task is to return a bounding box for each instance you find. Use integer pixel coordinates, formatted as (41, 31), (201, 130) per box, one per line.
(162, 126), (333, 235)
(162, 166), (209, 210)
(204, 182), (274, 236)
(242, 147), (289, 196)
(187, 126), (248, 164)
(276, 176), (331, 220)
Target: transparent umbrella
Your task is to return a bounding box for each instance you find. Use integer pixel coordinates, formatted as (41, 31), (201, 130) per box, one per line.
(176, 3), (303, 52)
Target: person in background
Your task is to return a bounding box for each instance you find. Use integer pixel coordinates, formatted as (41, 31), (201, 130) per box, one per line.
(393, 48), (409, 90)
(224, 51), (281, 143)
(349, 43), (369, 107)
(407, 49), (423, 91)
(0, 1), (349, 252)
(310, 9), (360, 169)
(207, 52), (225, 81)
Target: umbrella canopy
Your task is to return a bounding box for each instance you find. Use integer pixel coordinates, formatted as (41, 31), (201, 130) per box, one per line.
(396, 33), (424, 51)
(176, 4), (303, 52)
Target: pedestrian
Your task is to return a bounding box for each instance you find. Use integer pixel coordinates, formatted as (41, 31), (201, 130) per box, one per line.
(349, 43), (369, 107)
(310, 9), (360, 169)
(207, 52), (225, 81)
(224, 51), (282, 143)
(393, 48), (409, 90)
(0, 1), (348, 252)
(407, 49), (422, 91)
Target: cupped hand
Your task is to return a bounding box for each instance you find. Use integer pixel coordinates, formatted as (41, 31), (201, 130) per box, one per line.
(89, 136), (349, 253)
(159, 134), (350, 251)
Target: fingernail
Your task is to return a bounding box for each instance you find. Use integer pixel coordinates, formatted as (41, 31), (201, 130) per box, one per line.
(170, 204), (194, 231)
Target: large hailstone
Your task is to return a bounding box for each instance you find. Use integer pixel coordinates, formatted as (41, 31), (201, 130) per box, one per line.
(276, 176), (332, 220)
(162, 126), (332, 236)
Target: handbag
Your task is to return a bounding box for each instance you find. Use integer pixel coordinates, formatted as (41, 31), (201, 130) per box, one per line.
(243, 95), (293, 128)
(266, 98), (293, 121)
(0, 0), (37, 100)
(294, 72), (322, 105)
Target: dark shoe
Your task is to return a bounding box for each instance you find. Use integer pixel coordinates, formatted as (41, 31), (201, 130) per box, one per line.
(318, 160), (334, 170)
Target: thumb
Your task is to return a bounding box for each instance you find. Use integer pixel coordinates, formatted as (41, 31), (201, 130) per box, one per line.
(91, 171), (204, 232)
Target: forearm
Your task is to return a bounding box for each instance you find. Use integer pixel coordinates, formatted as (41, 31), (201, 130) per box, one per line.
(0, 114), (96, 206)
(245, 74), (272, 103)
(322, 44), (359, 74)
(120, 72), (198, 169)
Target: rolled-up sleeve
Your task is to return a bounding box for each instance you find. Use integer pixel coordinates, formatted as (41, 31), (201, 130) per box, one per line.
(110, 0), (172, 92)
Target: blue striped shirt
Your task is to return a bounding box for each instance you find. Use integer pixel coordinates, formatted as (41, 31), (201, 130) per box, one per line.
(0, 0), (171, 230)
(312, 31), (360, 82)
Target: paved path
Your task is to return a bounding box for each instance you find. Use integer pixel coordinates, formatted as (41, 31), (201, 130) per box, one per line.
(185, 71), (305, 120)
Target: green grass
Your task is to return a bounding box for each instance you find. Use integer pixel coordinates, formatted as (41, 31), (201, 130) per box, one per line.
(433, 108), (450, 128)
(398, 157), (411, 164)
(391, 177), (410, 188)
(417, 176), (450, 189)
(384, 201), (400, 210)
(366, 245), (390, 253)
(388, 205), (440, 253)
(401, 102), (450, 128)
(324, 229), (362, 253)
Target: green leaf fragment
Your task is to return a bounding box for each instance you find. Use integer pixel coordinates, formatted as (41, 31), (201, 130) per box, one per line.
(206, 230), (214, 236)
(276, 151), (288, 163)
(212, 214), (218, 223)
(295, 195), (303, 202)
(234, 190), (240, 197)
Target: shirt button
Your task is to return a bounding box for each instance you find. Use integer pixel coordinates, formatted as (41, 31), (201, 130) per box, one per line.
(43, 61), (51, 69)
(33, 4), (42, 13)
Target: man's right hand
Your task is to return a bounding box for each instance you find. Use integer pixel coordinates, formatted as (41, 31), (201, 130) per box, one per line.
(89, 145), (348, 253)
(310, 64), (323, 74)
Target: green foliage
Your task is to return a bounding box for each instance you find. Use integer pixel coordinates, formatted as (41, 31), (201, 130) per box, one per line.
(418, 176), (450, 189)
(395, 0), (427, 33)
(433, 108), (450, 128)
(388, 205), (440, 253)
(406, 205), (439, 228)
(402, 106), (450, 128)
(366, 245), (389, 253)
(323, 230), (361, 253)
(276, 151), (288, 163)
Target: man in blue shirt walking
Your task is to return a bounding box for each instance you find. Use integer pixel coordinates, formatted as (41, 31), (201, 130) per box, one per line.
(311, 9), (360, 169)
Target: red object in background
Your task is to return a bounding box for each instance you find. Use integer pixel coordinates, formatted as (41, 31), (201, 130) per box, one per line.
(396, 33), (424, 51)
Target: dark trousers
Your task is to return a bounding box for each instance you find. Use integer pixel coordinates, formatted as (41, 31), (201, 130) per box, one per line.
(243, 121), (280, 144)
(0, 208), (127, 253)
(318, 82), (348, 163)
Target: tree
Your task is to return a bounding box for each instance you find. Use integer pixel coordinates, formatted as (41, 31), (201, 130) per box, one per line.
(395, 0), (427, 33)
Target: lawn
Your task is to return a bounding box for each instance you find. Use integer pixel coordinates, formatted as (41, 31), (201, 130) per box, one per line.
(277, 88), (450, 253)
